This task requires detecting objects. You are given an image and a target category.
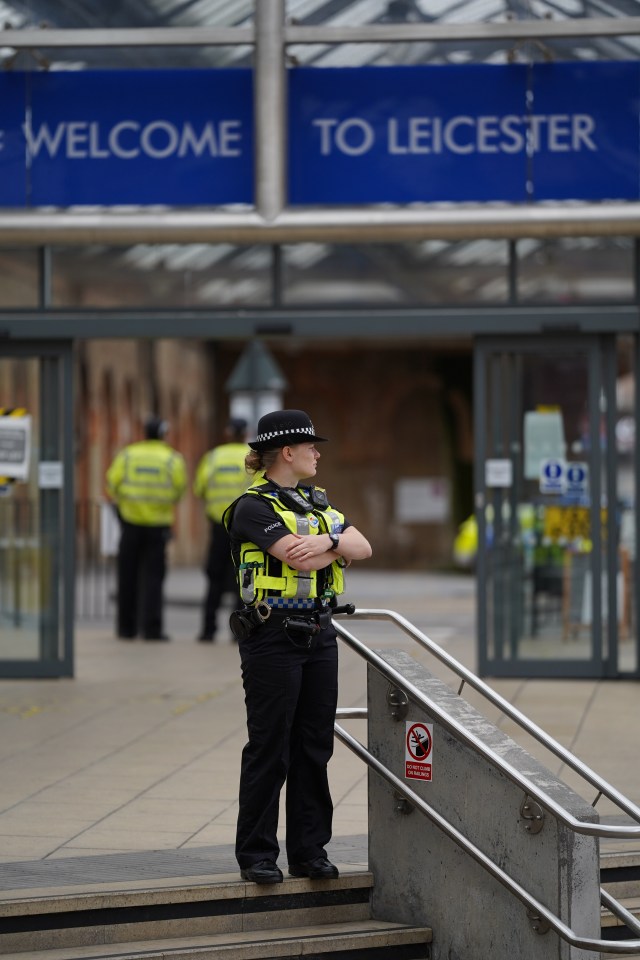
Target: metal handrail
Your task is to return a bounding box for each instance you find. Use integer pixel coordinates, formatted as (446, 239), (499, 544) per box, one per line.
(337, 609), (640, 830)
(334, 722), (640, 955)
(334, 620), (638, 836)
(333, 609), (640, 953)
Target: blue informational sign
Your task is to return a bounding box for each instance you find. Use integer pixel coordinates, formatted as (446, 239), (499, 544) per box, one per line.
(0, 62), (638, 207)
(540, 458), (565, 495)
(530, 61), (640, 201)
(564, 462), (589, 500)
(0, 73), (29, 207)
(289, 64), (530, 204)
(0, 69), (254, 206)
(289, 61), (640, 205)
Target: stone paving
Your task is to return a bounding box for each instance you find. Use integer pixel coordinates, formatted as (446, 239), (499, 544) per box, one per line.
(0, 567), (638, 892)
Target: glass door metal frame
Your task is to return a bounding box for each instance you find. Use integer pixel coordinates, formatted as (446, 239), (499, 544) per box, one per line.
(474, 333), (639, 680)
(0, 339), (74, 678)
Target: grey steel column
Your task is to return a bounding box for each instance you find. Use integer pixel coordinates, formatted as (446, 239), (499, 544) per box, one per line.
(254, 0), (286, 222)
(603, 335), (619, 677)
(38, 247), (52, 307)
(588, 341), (603, 671)
(474, 341), (489, 675)
(61, 343), (74, 676)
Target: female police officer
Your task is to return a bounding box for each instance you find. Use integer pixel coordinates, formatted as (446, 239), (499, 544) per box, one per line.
(224, 409), (372, 884)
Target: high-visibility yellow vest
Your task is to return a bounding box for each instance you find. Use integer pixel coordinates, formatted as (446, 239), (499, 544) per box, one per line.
(193, 442), (250, 523)
(225, 477), (346, 606)
(106, 440), (187, 526)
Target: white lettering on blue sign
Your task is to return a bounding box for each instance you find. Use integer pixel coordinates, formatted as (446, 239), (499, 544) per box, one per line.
(313, 117), (375, 156)
(312, 113), (596, 157)
(22, 120), (243, 161)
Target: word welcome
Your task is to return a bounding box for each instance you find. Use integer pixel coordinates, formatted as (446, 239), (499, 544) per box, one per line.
(24, 119), (243, 160)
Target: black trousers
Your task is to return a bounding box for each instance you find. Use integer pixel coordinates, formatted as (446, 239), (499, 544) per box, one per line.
(235, 619), (339, 869)
(116, 521), (168, 638)
(202, 520), (238, 637)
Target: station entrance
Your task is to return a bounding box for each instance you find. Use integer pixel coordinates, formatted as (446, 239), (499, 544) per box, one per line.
(1, 4), (640, 681)
(475, 333), (639, 678)
(1, 322), (638, 681)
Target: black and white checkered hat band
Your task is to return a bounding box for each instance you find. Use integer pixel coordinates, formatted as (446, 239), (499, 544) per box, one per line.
(256, 426), (315, 443)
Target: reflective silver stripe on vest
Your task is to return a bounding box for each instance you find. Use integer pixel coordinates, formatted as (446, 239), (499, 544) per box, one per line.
(240, 508), (316, 603)
(121, 451), (177, 503)
(323, 508), (342, 533)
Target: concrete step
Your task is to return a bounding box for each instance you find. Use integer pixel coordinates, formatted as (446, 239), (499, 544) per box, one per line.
(0, 872), (432, 959)
(601, 849), (640, 900)
(600, 850), (640, 951)
(601, 894), (640, 928)
(0, 918), (433, 960)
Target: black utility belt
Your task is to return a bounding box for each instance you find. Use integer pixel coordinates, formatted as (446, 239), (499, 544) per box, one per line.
(229, 602), (331, 645)
(267, 609), (331, 629)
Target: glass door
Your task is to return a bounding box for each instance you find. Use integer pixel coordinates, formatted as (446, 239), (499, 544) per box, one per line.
(475, 334), (638, 679)
(0, 342), (74, 677)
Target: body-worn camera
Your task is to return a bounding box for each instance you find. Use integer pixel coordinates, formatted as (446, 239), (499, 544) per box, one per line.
(274, 484), (329, 515)
(229, 601), (271, 642)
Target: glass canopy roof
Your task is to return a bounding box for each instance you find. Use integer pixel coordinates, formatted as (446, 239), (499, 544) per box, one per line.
(0, 1), (636, 310)
(2, 0), (640, 67)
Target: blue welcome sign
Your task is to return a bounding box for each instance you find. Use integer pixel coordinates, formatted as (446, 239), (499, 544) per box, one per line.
(529, 61), (640, 201)
(0, 62), (637, 207)
(0, 69), (254, 206)
(290, 63), (531, 203)
(289, 61), (640, 205)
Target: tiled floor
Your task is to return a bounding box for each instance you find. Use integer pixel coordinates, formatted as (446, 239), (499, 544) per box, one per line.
(1, 568), (638, 892)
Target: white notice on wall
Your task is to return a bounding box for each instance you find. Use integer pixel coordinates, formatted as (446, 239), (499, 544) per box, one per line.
(524, 410), (566, 480)
(395, 477), (450, 523)
(38, 461), (63, 489)
(485, 459), (513, 488)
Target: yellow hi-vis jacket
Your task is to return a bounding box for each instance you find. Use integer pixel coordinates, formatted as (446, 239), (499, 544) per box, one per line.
(193, 442), (250, 523)
(106, 440), (187, 526)
(224, 477), (346, 606)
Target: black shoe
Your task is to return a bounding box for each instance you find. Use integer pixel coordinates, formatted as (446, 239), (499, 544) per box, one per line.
(197, 633), (215, 643)
(240, 859), (283, 884)
(144, 634), (170, 642)
(288, 857), (339, 879)
(117, 633), (136, 641)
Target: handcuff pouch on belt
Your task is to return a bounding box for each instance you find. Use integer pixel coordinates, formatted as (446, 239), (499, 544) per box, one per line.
(229, 601), (271, 642)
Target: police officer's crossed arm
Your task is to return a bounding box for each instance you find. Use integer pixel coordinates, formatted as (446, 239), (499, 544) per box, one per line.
(270, 526), (372, 572)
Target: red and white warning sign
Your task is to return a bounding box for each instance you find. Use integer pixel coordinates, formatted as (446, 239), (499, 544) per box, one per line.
(405, 721), (433, 781)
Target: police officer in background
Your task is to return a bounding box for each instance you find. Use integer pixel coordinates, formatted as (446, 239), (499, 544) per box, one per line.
(223, 409), (372, 885)
(106, 415), (187, 641)
(193, 417), (250, 642)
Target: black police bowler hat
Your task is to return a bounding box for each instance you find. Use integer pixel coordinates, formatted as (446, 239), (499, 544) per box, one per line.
(248, 409), (328, 452)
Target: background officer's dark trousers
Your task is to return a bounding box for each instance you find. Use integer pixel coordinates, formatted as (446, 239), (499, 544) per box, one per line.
(117, 521), (168, 638)
(202, 520), (238, 638)
(235, 620), (339, 869)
